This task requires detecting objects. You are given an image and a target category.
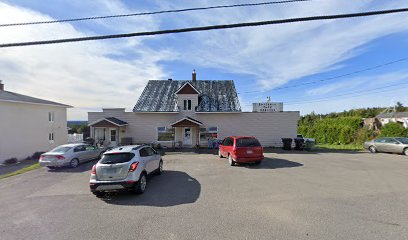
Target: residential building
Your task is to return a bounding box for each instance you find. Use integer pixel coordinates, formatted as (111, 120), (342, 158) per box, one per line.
(0, 81), (71, 163)
(377, 112), (408, 128)
(88, 71), (299, 148)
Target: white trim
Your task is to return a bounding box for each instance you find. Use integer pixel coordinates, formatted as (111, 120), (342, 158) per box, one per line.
(170, 117), (202, 126)
(88, 118), (128, 127)
(0, 99), (72, 108)
(174, 82), (200, 94)
(135, 112), (179, 114)
(195, 111), (241, 114)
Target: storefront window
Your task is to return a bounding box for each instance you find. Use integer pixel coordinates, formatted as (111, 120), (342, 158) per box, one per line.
(200, 127), (218, 142)
(157, 127), (175, 141)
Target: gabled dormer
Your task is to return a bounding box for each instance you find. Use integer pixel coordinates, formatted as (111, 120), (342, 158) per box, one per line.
(175, 70), (200, 112)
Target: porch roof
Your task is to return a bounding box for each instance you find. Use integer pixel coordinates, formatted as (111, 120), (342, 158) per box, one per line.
(171, 117), (203, 127)
(88, 117), (128, 127)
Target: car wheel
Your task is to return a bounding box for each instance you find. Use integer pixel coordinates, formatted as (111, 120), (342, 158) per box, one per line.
(70, 158), (79, 168)
(369, 146), (377, 153)
(156, 160), (163, 175)
(228, 154), (235, 166)
(404, 148), (408, 156)
(218, 150), (223, 158)
(93, 191), (105, 198)
(135, 173), (147, 194)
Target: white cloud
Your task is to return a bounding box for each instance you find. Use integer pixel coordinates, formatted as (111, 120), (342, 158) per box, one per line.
(0, 1), (175, 120)
(153, 0), (408, 92)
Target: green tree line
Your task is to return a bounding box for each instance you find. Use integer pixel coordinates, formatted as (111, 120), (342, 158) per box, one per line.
(298, 102), (408, 145)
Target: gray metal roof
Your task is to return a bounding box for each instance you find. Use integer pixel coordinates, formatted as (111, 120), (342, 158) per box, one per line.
(0, 90), (71, 107)
(133, 80), (241, 112)
(377, 112), (408, 118)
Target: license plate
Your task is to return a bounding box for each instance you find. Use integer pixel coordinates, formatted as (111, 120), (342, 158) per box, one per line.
(247, 150), (253, 154)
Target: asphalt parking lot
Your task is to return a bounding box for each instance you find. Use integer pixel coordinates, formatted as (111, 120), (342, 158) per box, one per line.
(1, 150), (408, 240)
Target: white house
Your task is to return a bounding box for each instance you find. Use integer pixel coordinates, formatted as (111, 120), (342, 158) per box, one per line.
(377, 112), (408, 128)
(0, 81), (71, 163)
(88, 71), (299, 148)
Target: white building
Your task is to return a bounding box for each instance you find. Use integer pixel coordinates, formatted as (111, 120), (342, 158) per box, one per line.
(88, 72), (299, 148)
(377, 112), (408, 128)
(0, 81), (71, 163)
(252, 97), (283, 112)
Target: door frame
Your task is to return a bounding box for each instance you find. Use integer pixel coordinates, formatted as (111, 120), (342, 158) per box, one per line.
(183, 127), (192, 146)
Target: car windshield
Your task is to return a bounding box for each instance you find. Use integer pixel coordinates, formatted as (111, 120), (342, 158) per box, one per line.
(100, 153), (135, 164)
(50, 146), (71, 153)
(395, 138), (408, 144)
(236, 138), (261, 147)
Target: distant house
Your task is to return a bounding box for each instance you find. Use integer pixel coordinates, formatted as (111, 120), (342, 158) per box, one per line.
(0, 81), (71, 163)
(88, 71), (299, 148)
(377, 112), (408, 128)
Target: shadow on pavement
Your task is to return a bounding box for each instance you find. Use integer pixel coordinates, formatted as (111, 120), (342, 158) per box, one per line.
(46, 159), (99, 173)
(101, 170), (201, 207)
(240, 157), (303, 169)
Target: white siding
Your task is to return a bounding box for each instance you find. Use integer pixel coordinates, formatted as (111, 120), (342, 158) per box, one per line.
(0, 101), (68, 163)
(88, 110), (299, 147)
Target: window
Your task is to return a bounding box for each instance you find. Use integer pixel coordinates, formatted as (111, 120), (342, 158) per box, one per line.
(85, 145), (96, 151)
(139, 148), (149, 157)
(236, 138), (261, 147)
(48, 111), (55, 122)
(48, 132), (54, 143)
(146, 147), (156, 156)
(157, 127), (175, 141)
(74, 145), (86, 152)
(200, 127), (218, 142)
(100, 153), (135, 164)
(183, 99), (192, 110)
(222, 138), (233, 146)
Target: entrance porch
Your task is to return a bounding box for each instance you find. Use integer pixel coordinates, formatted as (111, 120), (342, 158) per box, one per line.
(88, 117), (128, 148)
(171, 117), (202, 148)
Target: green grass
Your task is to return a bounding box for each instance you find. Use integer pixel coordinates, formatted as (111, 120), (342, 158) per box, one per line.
(315, 144), (364, 151)
(0, 163), (41, 180)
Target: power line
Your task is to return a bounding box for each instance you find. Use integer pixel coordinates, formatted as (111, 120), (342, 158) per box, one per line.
(242, 81), (408, 106)
(1, 7), (408, 48)
(0, 0), (313, 27)
(238, 56), (408, 94)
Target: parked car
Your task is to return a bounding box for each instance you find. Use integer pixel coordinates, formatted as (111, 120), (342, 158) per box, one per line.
(89, 145), (163, 197)
(364, 137), (408, 155)
(39, 143), (105, 169)
(218, 136), (264, 166)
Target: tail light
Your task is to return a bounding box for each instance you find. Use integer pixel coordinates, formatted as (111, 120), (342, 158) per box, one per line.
(129, 162), (139, 172)
(91, 165), (96, 175)
(56, 155), (65, 160)
(39, 155), (45, 160)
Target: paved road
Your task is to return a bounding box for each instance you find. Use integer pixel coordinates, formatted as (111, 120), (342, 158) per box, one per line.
(1, 150), (408, 240)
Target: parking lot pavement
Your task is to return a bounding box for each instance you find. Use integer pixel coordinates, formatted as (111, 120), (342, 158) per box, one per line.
(1, 150), (408, 240)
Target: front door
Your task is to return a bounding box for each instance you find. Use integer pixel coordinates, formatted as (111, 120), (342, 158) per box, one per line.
(183, 127), (192, 146)
(110, 129), (117, 146)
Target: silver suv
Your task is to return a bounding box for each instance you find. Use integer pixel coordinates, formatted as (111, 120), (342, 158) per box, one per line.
(90, 145), (163, 197)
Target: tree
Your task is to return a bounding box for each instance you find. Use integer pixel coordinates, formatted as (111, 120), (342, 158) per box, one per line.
(379, 122), (408, 137)
(395, 101), (405, 112)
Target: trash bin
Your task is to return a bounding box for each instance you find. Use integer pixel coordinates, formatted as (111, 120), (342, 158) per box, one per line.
(282, 138), (292, 150)
(294, 138), (305, 150)
(304, 140), (315, 151)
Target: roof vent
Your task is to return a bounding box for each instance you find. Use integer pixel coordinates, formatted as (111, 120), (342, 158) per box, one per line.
(168, 78), (172, 81)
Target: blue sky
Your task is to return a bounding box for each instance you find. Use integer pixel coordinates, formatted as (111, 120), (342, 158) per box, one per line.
(1, 0), (408, 120)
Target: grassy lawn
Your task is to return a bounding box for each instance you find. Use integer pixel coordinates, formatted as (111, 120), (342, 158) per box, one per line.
(0, 163), (41, 180)
(315, 144), (364, 151)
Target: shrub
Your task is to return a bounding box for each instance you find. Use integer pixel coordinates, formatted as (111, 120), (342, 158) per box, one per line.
(379, 122), (408, 137)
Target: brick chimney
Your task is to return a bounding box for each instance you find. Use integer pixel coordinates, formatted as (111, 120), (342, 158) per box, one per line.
(192, 69), (196, 82)
(0, 80), (3, 91)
